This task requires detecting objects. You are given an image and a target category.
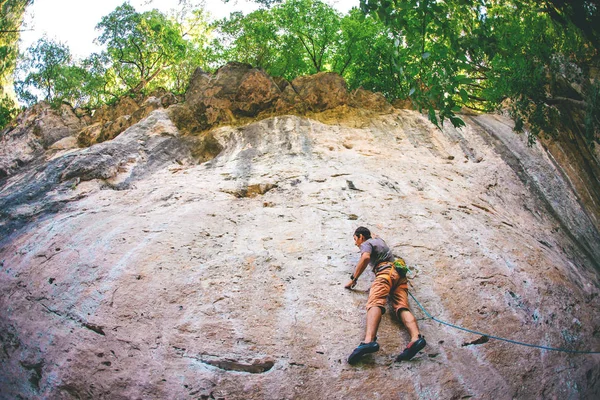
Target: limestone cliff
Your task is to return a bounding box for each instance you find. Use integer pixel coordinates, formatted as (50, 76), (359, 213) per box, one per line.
(0, 64), (599, 399)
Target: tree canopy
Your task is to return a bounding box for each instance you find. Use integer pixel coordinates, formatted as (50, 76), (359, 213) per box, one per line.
(3, 0), (599, 147)
(16, 36), (77, 105)
(360, 0), (599, 141)
(96, 3), (189, 94)
(12, 1), (212, 110)
(0, 0), (33, 126)
(211, 0), (347, 79)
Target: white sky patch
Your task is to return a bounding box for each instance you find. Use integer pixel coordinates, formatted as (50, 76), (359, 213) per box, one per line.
(20, 0), (358, 59)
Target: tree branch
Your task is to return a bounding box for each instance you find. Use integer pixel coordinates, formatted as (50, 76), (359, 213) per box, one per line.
(0, 29), (32, 33)
(467, 94), (490, 102)
(545, 96), (586, 108)
(296, 34), (319, 72)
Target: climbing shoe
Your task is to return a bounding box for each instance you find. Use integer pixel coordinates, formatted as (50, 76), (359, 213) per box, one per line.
(348, 341), (380, 364)
(395, 335), (426, 361)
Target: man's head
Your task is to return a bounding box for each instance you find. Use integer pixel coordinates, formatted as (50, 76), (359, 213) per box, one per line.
(353, 226), (371, 246)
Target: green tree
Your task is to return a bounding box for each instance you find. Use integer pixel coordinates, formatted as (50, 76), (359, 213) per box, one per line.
(15, 36), (85, 107)
(360, 0), (486, 128)
(479, 1), (598, 142)
(0, 0), (33, 128)
(0, 0), (33, 85)
(14, 3), (211, 110)
(274, 0), (341, 74)
(222, 0), (282, 6)
(77, 52), (119, 107)
(543, 0), (600, 50)
(334, 8), (398, 96)
(95, 2), (188, 94)
(168, 1), (212, 93)
(213, 0), (345, 79)
(360, 0), (599, 142)
(0, 94), (16, 128)
(211, 10), (288, 73)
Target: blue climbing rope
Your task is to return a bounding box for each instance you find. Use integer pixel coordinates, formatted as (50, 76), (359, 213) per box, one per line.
(408, 291), (600, 354)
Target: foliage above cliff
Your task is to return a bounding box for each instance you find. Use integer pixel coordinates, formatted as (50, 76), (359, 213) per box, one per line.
(0, 0), (32, 127)
(0, 0), (31, 85)
(14, 1), (210, 109)
(359, 0), (599, 140)
(4, 0), (600, 146)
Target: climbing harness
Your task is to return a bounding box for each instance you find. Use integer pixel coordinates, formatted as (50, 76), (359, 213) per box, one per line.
(376, 259), (409, 289)
(408, 290), (600, 355)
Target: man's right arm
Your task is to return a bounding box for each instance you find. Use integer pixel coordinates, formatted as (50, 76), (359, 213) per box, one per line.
(345, 252), (371, 289)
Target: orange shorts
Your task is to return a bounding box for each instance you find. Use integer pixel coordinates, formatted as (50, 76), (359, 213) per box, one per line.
(366, 267), (410, 316)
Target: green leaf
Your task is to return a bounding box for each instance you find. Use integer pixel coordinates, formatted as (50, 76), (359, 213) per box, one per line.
(428, 108), (439, 127)
(449, 115), (466, 128)
(456, 75), (472, 84)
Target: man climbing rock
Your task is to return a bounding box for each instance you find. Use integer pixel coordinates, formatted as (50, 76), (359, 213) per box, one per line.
(345, 226), (426, 364)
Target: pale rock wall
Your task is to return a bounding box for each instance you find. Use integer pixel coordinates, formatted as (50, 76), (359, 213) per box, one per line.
(0, 107), (599, 399)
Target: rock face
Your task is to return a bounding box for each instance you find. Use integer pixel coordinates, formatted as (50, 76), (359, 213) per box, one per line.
(174, 62), (390, 134)
(283, 72), (349, 112)
(0, 102), (84, 178)
(0, 92), (181, 182)
(186, 63), (282, 122)
(78, 91), (180, 147)
(1, 70), (600, 399)
(0, 109), (218, 237)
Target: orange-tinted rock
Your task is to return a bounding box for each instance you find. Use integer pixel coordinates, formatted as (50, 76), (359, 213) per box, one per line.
(290, 72), (349, 111)
(349, 88), (393, 112)
(183, 64), (384, 132)
(77, 123), (103, 147)
(185, 63), (282, 129)
(392, 98), (414, 109)
(87, 93), (179, 145)
(91, 96), (139, 125)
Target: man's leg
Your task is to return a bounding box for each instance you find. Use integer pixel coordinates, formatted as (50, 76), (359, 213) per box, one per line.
(392, 281), (426, 361)
(398, 308), (420, 343)
(396, 308), (427, 361)
(364, 306), (383, 343)
(348, 277), (388, 364)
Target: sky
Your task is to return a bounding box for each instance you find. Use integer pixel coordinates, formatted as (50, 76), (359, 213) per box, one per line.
(20, 0), (358, 59)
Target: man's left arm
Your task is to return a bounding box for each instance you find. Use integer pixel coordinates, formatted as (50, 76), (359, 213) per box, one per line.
(345, 252), (371, 289)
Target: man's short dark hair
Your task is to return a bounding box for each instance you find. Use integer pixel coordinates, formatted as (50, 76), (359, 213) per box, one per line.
(354, 226), (371, 239)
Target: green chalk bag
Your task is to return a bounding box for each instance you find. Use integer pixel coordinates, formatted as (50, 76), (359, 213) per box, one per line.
(393, 257), (409, 278)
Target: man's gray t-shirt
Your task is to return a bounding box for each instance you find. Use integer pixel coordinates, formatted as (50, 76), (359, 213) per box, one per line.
(359, 237), (394, 268)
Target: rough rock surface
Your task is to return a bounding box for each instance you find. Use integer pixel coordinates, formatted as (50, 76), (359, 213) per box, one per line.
(1, 100), (599, 399)
(283, 72), (350, 112)
(176, 63), (392, 135)
(0, 109), (207, 237)
(184, 62), (283, 130)
(0, 92), (182, 181)
(1, 63), (392, 183)
(349, 88), (394, 113)
(0, 102), (84, 178)
(79, 91), (179, 147)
